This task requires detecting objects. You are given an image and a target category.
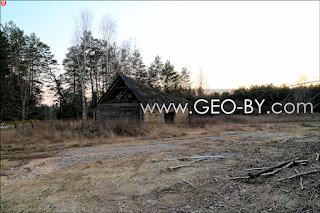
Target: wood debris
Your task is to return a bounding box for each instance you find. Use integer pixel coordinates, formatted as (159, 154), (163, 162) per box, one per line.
(230, 158), (309, 180)
(260, 160), (295, 177)
(152, 155), (225, 162)
(248, 158), (301, 178)
(293, 168), (304, 189)
(183, 179), (196, 188)
(168, 159), (204, 171)
(277, 170), (320, 181)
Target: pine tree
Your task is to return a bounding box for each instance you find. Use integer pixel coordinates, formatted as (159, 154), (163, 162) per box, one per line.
(132, 50), (147, 82)
(86, 32), (102, 106)
(0, 30), (10, 121)
(179, 67), (191, 90)
(2, 21), (58, 127)
(118, 41), (132, 77)
(161, 60), (179, 92)
(147, 55), (163, 89)
(104, 42), (119, 89)
(62, 45), (85, 119)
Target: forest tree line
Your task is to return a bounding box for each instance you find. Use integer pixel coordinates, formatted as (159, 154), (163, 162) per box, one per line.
(1, 14), (319, 126)
(203, 84), (319, 114)
(0, 16), (192, 126)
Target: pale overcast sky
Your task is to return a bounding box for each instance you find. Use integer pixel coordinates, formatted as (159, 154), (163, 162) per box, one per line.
(1, 1), (319, 91)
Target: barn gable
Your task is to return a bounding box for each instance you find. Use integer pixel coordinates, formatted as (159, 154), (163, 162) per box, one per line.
(96, 74), (189, 123)
(98, 74), (186, 105)
(98, 75), (140, 104)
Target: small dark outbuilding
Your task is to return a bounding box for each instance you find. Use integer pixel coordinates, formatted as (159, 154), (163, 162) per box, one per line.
(96, 74), (189, 123)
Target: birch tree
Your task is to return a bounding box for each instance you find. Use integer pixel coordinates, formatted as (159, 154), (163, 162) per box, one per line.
(100, 14), (117, 90)
(74, 10), (93, 129)
(197, 65), (207, 98)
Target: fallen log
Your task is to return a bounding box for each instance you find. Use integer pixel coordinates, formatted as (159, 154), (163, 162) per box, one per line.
(277, 170), (320, 181)
(153, 155), (225, 162)
(168, 159), (203, 171)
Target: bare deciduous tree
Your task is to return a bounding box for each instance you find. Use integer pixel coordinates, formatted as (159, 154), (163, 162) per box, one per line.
(119, 40), (134, 76)
(100, 14), (116, 43)
(99, 14), (117, 90)
(297, 75), (307, 85)
(197, 65), (208, 98)
(74, 9), (93, 129)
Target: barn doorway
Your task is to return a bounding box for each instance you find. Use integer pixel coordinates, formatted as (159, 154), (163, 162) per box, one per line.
(164, 111), (175, 123)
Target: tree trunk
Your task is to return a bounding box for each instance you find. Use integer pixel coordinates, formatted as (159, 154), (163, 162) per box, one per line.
(90, 68), (95, 104)
(106, 45), (109, 89)
(81, 84), (86, 129)
(95, 70), (99, 101)
(22, 100), (25, 132)
(82, 34), (87, 129)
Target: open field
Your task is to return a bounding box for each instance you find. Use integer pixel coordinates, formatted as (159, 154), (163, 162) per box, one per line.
(1, 115), (320, 212)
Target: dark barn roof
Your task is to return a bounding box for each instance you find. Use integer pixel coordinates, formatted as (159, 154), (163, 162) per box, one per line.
(98, 74), (187, 105)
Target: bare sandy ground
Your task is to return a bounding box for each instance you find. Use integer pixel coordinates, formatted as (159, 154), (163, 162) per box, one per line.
(1, 122), (319, 212)
(2, 130), (313, 187)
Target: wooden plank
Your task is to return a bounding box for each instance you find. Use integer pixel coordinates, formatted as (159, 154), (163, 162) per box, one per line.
(96, 103), (142, 121)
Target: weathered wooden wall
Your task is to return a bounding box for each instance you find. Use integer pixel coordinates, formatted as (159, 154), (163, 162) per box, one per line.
(144, 111), (164, 123)
(175, 109), (190, 124)
(97, 103), (190, 124)
(96, 103), (143, 121)
(144, 108), (190, 124)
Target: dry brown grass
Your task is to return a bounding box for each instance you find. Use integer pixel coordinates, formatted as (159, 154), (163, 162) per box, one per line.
(1, 120), (187, 157)
(1, 114), (319, 212)
(1, 114), (317, 157)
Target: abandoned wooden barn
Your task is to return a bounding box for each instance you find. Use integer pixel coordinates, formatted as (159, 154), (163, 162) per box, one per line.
(96, 74), (189, 123)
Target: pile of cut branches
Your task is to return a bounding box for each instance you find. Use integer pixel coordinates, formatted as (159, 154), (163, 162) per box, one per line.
(229, 156), (320, 187)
